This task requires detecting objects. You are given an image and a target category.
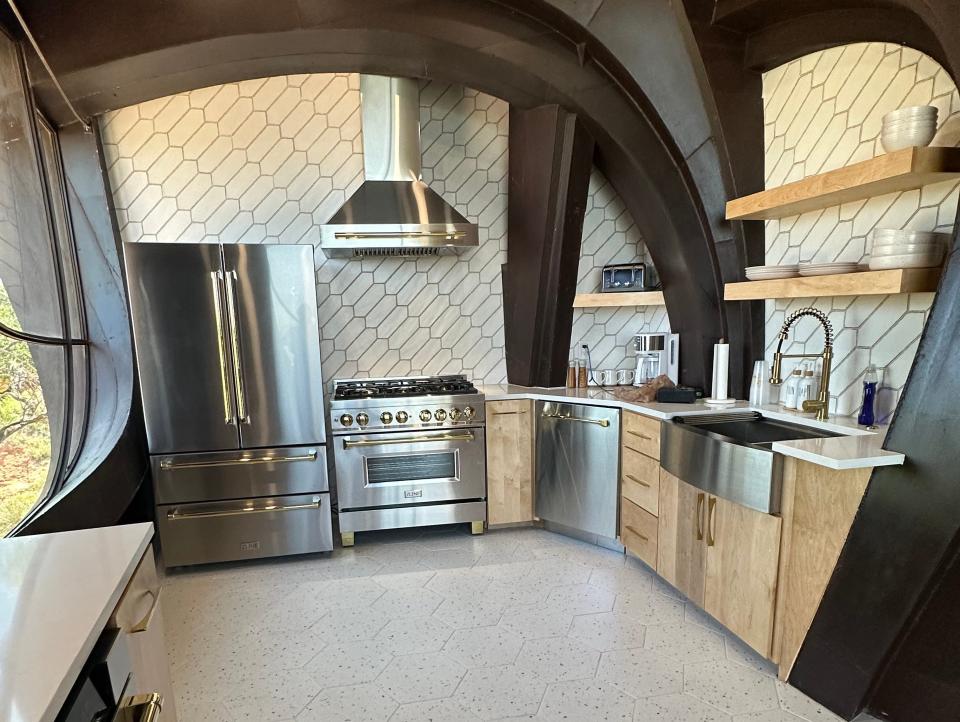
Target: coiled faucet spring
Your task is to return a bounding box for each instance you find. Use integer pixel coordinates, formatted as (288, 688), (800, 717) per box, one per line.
(770, 306), (834, 421)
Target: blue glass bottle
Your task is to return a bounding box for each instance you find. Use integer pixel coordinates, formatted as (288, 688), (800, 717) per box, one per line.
(858, 365), (879, 427)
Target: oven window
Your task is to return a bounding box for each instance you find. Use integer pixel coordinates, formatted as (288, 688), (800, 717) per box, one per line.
(365, 452), (457, 484)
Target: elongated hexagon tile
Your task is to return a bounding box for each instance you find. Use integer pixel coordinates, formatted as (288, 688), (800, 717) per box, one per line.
(684, 659), (781, 715)
(775, 681), (845, 721)
(303, 639), (394, 688)
(596, 647), (684, 699)
(536, 679), (634, 721)
(370, 587), (444, 618)
(425, 568), (493, 599)
(633, 692), (733, 721)
(514, 636), (600, 682)
(445, 625), (524, 668)
(644, 622), (726, 663)
(433, 595), (506, 629)
(613, 589), (686, 626)
(568, 611), (647, 652)
(733, 711), (807, 722)
(588, 565), (655, 595)
(498, 603), (575, 640)
(375, 616), (454, 655)
(311, 604), (393, 646)
(726, 634), (778, 675)
(545, 582), (617, 615)
(452, 665), (548, 720)
(482, 577), (551, 606)
(375, 651), (466, 705)
(295, 682), (397, 721)
(372, 569), (437, 590)
(388, 697), (483, 722)
(221, 667), (322, 720)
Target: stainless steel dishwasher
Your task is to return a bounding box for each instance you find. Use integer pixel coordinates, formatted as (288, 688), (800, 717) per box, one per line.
(535, 401), (621, 539)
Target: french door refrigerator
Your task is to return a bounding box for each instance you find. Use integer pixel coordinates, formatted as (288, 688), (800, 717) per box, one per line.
(123, 242), (332, 566)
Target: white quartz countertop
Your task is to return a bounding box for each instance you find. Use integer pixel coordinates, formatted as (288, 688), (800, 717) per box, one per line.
(477, 385), (904, 470)
(0, 523), (154, 722)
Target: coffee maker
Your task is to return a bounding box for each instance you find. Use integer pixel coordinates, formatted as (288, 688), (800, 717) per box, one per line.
(633, 332), (680, 386)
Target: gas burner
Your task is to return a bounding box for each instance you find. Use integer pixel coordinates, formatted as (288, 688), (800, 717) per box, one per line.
(333, 375), (478, 401)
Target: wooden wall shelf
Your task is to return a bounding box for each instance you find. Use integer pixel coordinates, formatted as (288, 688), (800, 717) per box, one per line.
(726, 147), (960, 221)
(573, 291), (665, 308)
(724, 268), (941, 301)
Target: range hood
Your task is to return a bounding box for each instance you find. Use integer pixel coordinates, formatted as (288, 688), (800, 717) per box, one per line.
(319, 76), (480, 258)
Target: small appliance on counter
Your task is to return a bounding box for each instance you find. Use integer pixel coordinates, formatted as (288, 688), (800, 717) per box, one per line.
(601, 262), (658, 292)
(632, 332), (680, 385)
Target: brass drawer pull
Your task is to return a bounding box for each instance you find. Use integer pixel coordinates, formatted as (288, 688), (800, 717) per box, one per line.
(623, 445), (646, 455)
(490, 409), (527, 415)
(116, 692), (163, 722)
(627, 429), (654, 441)
(707, 497), (717, 547)
(696, 493), (705, 541)
(625, 473), (651, 488)
(168, 498), (321, 520)
(344, 432), (475, 448)
(624, 525), (649, 542)
(542, 412), (610, 427)
(160, 450), (317, 470)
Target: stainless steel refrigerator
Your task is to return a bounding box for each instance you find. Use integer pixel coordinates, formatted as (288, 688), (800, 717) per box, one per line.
(123, 242), (332, 566)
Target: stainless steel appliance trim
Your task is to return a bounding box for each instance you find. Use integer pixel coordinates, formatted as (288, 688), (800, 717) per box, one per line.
(334, 230), (468, 240)
(338, 500), (486, 533)
(167, 497), (321, 520)
(159, 449), (318, 470)
(541, 412), (611, 428)
(361, 447), (462, 488)
(223, 268), (249, 424)
(343, 432), (475, 448)
(209, 269), (236, 426)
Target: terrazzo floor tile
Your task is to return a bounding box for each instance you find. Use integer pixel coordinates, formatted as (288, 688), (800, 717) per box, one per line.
(514, 636), (601, 682)
(498, 602), (575, 640)
(776, 680), (844, 721)
(370, 569), (436, 590)
(374, 615), (454, 654)
(445, 625), (525, 667)
(613, 588), (686, 626)
(452, 664), (549, 720)
(733, 711), (807, 722)
(482, 577), (552, 606)
(595, 647), (685, 699)
(369, 586), (444, 617)
(387, 697), (483, 721)
(311, 605), (393, 645)
(433, 594), (506, 628)
(725, 634), (778, 675)
(296, 682), (398, 721)
(303, 638), (395, 688)
(633, 692), (733, 721)
(221, 666), (322, 720)
(425, 568), (493, 598)
(588, 565), (655, 595)
(536, 679), (634, 721)
(375, 651), (467, 704)
(685, 659), (781, 715)
(545, 582), (617, 615)
(644, 621), (726, 663)
(568, 611), (648, 652)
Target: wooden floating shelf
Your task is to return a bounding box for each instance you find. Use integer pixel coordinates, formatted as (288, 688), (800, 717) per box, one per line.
(726, 147), (960, 221)
(724, 268), (941, 301)
(573, 291), (665, 308)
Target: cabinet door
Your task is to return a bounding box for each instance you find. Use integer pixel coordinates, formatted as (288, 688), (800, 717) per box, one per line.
(657, 471), (706, 606)
(486, 399), (535, 525)
(704, 495), (782, 657)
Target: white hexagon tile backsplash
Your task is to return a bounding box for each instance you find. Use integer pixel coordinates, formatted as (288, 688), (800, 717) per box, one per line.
(762, 43), (960, 419)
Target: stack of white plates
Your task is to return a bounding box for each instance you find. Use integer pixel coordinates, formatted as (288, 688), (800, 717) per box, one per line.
(798, 261), (862, 276)
(745, 264), (799, 280)
(868, 228), (949, 270)
(881, 105), (938, 152)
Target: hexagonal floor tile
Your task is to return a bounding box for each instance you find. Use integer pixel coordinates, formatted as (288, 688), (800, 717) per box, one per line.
(684, 659), (780, 715)
(733, 711), (807, 722)
(303, 639), (394, 688)
(545, 583), (616, 615)
(451, 665), (548, 720)
(568, 611), (647, 652)
(375, 615), (454, 654)
(425, 568), (492, 599)
(775, 680), (844, 721)
(644, 622), (726, 663)
(433, 595), (505, 629)
(596, 647), (684, 699)
(482, 578), (550, 607)
(498, 603), (574, 640)
(375, 651), (466, 705)
(536, 679), (634, 721)
(370, 587), (444, 618)
(514, 636), (600, 682)
(311, 604), (392, 646)
(587, 566), (655, 595)
(633, 692), (732, 721)
(295, 682), (397, 721)
(445, 625), (525, 668)
(388, 697), (483, 722)
(613, 588), (685, 626)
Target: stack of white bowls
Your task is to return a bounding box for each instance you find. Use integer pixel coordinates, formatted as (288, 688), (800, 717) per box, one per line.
(881, 106), (939, 152)
(869, 228), (949, 270)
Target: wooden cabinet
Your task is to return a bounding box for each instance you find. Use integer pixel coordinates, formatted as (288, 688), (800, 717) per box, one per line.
(618, 412), (663, 565)
(620, 497), (658, 568)
(622, 411), (661, 460)
(111, 545), (178, 721)
(704, 495), (782, 656)
(622, 446), (660, 515)
(656, 470), (707, 606)
(486, 399), (535, 526)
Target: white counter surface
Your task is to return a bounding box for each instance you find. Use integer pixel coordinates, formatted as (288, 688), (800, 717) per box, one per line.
(478, 385), (904, 470)
(0, 523), (154, 722)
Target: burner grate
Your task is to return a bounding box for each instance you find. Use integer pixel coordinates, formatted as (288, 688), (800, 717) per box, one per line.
(333, 375), (478, 400)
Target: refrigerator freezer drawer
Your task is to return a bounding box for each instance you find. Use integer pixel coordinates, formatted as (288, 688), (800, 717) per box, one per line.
(152, 446), (328, 504)
(157, 492), (333, 566)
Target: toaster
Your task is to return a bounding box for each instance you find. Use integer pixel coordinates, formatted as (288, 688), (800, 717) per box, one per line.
(601, 262), (657, 292)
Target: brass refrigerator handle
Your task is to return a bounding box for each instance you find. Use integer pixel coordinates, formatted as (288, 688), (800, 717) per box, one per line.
(209, 271), (236, 426)
(167, 498), (321, 521)
(115, 692), (162, 722)
(159, 450), (317, 470)
(224, 269), (249, 424)
(707, 497), (717, 547)
(541, 413), (610, 428)
(343, 431), (476, 448)
(128, 588), (160, 634)
(625, 474), (651, 488)
(696, 493), (704, 541)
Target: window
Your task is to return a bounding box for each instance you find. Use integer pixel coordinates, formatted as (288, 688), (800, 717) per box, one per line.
(0, 31), (87, 535)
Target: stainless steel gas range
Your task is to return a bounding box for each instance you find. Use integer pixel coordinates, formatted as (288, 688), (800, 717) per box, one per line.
(329, 375), (487, 546)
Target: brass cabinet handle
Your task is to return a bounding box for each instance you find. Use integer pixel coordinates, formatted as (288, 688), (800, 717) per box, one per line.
(343, 431), (475, 448)
(696, 493), (704, 541)
(625, 473), (651, 488)
(167, 497), (321, 520)
(623, 445), (646, 455)
(210, 271), (236, 426)
(490, 409), (527, 415)
(116, 692), (163, 722)
(160, 450), (317, 470)
(707, 497), (717, 547)
(542, 412), (610, 428)
(129, 588), (160, 634)
(224, 268), (249, 424)
(627, 429), (653, 441)
(624, 525), (648, 542)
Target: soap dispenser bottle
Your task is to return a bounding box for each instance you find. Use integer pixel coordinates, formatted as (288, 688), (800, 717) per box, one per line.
(795, 367), (817, 411)
(781, 366), (802, 409)
(858, 365), (879, 427)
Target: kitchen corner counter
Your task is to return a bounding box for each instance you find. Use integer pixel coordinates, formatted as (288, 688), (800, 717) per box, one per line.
(0, 522), (154, 722)
(478, 385), (904, 471)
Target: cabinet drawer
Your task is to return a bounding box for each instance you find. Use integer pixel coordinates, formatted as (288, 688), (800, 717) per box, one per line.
(621, 497), (658, 568)
(622, 412), (661, 460)
(621, 447), (660, 516)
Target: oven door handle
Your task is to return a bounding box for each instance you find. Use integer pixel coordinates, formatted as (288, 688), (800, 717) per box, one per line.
(343, 431), (475, 448)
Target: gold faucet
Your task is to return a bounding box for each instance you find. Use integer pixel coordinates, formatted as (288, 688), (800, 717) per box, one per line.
(769, 307), (834, 421)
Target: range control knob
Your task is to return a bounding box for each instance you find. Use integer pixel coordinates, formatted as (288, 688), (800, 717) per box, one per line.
(463, 405), (476, 420)
(395, 410), (409, 424)
(434, 409), (448, 422)
(356, 412), (369, 427)
(449, 407), (463, 421)
(419, 409), (432, 422)
(339, 413), (354, 427)
(380, 411), (393, 425)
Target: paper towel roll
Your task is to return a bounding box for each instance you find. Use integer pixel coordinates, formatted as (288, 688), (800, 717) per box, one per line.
(712, 342), (729, 401)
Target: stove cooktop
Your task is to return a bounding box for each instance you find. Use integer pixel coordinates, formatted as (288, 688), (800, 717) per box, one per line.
(332, 374), (479, 401)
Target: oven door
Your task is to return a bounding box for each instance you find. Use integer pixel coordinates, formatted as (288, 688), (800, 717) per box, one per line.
(335, 427), (486, 510)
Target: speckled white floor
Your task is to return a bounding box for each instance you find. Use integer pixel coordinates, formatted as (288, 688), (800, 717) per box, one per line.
(162, 526), (846, 722)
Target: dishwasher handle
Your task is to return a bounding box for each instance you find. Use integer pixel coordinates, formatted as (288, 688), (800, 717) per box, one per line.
(541, 412), (610, 428)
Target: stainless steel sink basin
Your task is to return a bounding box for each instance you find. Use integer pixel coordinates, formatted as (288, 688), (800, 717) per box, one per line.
(660, 412), (843, 514)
